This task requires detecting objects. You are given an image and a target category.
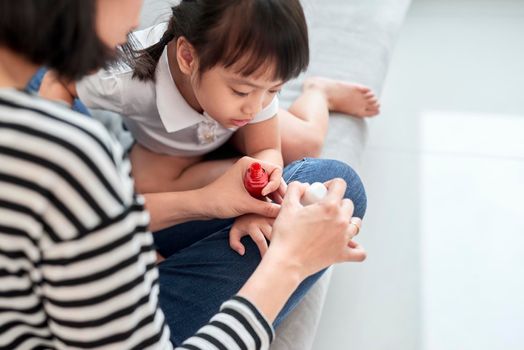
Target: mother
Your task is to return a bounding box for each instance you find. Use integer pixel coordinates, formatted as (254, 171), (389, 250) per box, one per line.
(0, 0), (367, 349)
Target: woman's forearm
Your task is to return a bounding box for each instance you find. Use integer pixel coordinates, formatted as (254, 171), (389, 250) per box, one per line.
(143, 189), (210, 232)
(237, 248), (303, 323)
(143, 157), (284, 232)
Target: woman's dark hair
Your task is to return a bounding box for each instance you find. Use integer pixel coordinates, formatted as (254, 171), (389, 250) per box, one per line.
(133, 0), (309, 82)
(0, 0), (115, 81)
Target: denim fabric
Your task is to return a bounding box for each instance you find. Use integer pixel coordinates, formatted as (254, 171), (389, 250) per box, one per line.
(156, 158), (367, 345)
(26, 67), (91, 116)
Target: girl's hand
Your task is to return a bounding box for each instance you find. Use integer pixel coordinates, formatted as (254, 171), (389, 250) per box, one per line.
(198, 156), (283, 219)
(229, 214), (275, 256)
(266, 179), (366, 280)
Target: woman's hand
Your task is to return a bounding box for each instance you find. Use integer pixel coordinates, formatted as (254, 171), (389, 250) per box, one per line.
(266, 179), (366, 280)
(143, 156), (286, 232)
(229, 214), (275, 256)
(237, 179), (365, 323)
(197, 156), (284, 219)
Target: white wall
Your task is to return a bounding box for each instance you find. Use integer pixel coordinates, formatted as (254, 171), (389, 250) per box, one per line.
(314, 1), (524, 349)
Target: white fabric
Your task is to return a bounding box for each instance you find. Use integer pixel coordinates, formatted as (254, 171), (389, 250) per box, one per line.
(77, 23), (278, 157)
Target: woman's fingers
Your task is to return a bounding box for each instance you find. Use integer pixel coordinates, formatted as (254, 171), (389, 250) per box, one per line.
(342, 219), (362, 248)
(340, 198), (355, 220)
(349, 217), (362, 238)
(323, 178), (347, 203)
(343, 240), (367, 262)
(281, 181), (307, 208)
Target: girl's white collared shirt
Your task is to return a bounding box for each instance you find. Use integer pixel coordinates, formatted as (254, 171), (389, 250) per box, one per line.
(77, 23), (278, 157)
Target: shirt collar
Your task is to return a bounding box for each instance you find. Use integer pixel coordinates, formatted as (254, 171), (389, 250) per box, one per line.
(155, 47), (207, 133)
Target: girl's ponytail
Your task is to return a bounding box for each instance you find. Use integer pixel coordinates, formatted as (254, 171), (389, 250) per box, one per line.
(130, 9), (177, 81)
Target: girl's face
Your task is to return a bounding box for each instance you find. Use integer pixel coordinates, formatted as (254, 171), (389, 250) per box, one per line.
(96, 0), (143, 47)
(192, 64), (284, 128)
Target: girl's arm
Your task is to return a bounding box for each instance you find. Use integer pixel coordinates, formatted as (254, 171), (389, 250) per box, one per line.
(233, 116), (284, 196)
(234, 115), (282, 167)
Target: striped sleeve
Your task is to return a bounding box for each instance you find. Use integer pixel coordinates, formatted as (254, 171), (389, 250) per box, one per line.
(0, 90), (172, 349)
(176, 296), (274, 350)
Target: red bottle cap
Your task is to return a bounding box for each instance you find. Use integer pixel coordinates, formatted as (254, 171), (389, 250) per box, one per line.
(244, 162), (269, 199)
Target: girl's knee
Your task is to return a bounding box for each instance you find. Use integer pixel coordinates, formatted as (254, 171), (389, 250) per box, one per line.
(331, 160), (367, 218)
(307, 158), (367, 218)
(283, 158), (367, 218)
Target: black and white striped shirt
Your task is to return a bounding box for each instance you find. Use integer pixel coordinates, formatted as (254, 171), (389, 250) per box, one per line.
(0, 88), (273, 349)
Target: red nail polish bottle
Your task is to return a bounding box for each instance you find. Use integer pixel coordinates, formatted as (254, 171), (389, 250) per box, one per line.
(244, 162), (269, 199)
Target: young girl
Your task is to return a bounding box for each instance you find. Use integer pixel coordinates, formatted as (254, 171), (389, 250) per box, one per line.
(42, 0), (379, 195)
(41, 0), (377, 255)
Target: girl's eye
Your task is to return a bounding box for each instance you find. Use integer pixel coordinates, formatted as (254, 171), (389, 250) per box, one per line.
(269, 89), (281, 95)
(232, 89), (249, 97)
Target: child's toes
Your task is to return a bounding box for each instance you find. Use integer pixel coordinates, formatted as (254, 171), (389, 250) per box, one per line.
(367, 98), (379, 108)
(356, 85), (371, 93)
(364, 92), (376, 99)
(362, 110), (378, 117)
(365, 106), (380, 116)
(367, 104), (380, 113)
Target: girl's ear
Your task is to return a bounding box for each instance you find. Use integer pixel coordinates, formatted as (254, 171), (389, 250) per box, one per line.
(176, 36), (198, 75)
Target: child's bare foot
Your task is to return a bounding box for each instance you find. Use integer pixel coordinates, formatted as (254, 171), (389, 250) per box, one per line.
(303, 77), (380, 117)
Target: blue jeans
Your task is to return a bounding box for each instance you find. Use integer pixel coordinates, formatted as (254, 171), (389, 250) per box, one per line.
(155, 158), (367, 345)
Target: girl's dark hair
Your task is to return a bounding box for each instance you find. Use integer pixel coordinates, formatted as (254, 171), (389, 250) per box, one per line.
(0, 0), (115, 81)
(133, 0), (309, 82)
